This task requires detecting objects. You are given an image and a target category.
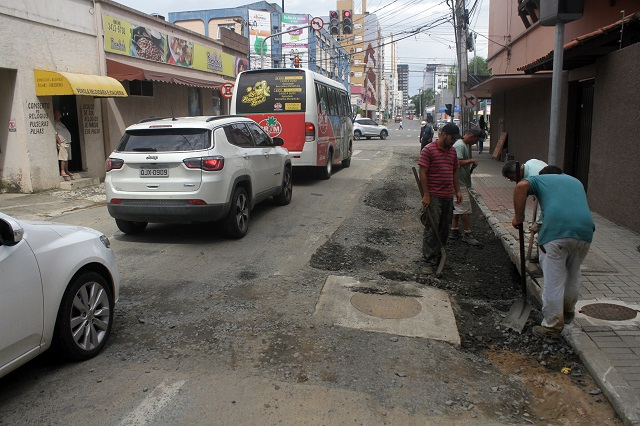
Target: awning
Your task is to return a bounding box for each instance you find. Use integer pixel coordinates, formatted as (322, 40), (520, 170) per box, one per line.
(106, 59), (221, 89)
(34, 69), (127, 97)
(518, 12), (640, 74)
(468, 74), (552, 98)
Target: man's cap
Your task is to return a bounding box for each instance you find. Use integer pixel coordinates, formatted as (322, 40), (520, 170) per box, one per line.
(421, 121), (426, 125)
(441, 123), (462, 140)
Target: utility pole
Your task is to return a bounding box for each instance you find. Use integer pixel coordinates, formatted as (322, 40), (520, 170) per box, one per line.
(457, 0), (468, 131)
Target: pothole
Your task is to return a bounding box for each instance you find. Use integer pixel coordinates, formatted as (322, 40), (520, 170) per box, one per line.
(350, 293), (422, 319)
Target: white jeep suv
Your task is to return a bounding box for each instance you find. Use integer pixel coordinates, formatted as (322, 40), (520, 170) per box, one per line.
(353, 118), (389, 140)
(105, 116), (292, 238)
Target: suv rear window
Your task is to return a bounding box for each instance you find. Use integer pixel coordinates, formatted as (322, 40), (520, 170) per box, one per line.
(117, 128), (211, 152)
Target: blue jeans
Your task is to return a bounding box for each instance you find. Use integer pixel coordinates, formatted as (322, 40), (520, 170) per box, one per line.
(422, 196), (453, 261)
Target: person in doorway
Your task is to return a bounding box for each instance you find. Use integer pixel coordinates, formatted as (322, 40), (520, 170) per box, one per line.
(512, 165), (595, 338)
(54, 108), (73, 177)
(450, 128), (482, 245)
(398, 119), (403, 130)
(477, 115), (487, 153)
(419, 120), (434, 152)
(418, 122), (463, 267)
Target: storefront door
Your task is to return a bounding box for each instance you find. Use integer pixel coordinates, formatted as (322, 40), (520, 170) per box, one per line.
(53, 96), (82, 173)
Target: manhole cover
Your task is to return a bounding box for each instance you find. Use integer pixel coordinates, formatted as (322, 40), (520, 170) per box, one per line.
(580, 303), (639, 321)
(350, 293), (422, 319)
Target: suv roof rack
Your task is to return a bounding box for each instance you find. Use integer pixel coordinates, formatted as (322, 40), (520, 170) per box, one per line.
(138, 116), (175, 124)
(205, 115), (235, 122)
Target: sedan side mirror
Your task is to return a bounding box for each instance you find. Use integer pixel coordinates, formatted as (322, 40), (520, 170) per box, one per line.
(0, 217), (24, 247)
(272, 137), (285, 146)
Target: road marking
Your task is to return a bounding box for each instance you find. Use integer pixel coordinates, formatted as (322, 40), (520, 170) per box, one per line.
(352, 150), (362, 156)
(120, 380), (186, 426)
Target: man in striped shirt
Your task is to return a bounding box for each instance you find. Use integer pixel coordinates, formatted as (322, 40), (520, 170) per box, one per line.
(418, 123), (463, 266)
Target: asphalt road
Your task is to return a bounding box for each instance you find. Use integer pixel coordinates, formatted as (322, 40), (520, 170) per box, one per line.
(0, 120), (538, 425)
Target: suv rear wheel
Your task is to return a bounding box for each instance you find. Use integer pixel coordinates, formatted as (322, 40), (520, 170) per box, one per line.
(115, 219), (147, 234)
(273, 166), (292, 205)
(223, 187), (249, 238)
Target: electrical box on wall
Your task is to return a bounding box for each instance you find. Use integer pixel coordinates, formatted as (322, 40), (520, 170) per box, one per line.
(540, 0), (584, 26)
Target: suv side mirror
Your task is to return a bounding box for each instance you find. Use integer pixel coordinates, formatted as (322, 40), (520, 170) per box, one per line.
(272, 137), (284, 146)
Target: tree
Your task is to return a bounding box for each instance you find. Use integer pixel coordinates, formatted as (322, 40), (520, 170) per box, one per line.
(410, 89), (435, 116)
(469, 57), (490, 76)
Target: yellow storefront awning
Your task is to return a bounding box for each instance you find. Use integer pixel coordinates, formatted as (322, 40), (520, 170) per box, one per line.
(34, 69), (127, 97)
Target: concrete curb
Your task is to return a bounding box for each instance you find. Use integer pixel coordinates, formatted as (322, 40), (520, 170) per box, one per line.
(470, 188), (640, 426)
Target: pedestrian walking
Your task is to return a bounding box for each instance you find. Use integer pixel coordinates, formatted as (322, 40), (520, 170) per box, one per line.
(398, 119), (403, 130)
(418, 122), (463, 267)
(451, 128), (482, 245)
(476, 115), (487, 153)
(511, 165), (595, 338)
(419, 121), (434, 152)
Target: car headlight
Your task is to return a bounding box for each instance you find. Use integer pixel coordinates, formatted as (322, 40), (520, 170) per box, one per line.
(99, 235), (111, 248)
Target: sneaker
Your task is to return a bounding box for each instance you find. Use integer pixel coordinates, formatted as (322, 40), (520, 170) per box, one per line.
(564, 312), (575, 324)
(449, 229), (461, 240)
(462, 232), (480, 246)
(532, 325), (561, 339)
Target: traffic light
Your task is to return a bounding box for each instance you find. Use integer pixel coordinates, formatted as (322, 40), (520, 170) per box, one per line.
(329, 11), (340, 35)
(445, 104), (453, 116)
(342, 10), (353, 34)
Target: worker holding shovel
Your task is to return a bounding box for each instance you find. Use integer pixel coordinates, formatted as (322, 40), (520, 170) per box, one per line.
(512, 165), (595, 338)
(417, 123), (463, 271)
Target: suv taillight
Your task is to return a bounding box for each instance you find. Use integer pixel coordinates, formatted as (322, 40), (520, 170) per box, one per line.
(106, 158), (124, 172)
(183, 156), (225, 171)
(305, 122), (315, 142)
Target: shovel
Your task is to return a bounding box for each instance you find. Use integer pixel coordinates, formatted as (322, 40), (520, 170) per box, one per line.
(502, 161), (532, 333)
(412, 167), (446, 276)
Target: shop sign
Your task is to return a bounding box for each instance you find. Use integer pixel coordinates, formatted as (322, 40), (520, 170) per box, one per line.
(103, 15), (238, 77)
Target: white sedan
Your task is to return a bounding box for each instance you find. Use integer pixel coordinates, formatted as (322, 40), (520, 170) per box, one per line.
(0, 213), (120, 379)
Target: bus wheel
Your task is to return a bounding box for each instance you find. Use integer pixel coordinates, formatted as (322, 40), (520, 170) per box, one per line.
(342, 145), (352, 168)
(319, 150), (332, 180)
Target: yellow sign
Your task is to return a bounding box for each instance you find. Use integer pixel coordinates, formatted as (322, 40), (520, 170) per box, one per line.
(34, 70), (127, 97)
(103, 15), (131, 55)
(285, 103), (302, 111)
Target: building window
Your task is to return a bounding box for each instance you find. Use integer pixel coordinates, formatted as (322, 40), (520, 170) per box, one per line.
(188, 87), (201, 116)
(126, 80), (154, 97)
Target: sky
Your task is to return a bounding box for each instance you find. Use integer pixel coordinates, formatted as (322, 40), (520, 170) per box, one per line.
(114, 0), (489, 96)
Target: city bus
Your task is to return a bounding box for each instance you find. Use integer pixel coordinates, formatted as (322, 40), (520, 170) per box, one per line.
(231, 68), (353, 179)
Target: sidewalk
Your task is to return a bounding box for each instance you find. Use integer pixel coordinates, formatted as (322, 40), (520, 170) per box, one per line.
(470, 151), (640, 426)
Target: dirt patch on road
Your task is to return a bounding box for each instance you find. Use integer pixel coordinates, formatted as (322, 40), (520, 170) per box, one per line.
(309, 154), (622, 424)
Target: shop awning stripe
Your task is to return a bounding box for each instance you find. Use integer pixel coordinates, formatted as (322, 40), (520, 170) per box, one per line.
(34, 69), (127, 97)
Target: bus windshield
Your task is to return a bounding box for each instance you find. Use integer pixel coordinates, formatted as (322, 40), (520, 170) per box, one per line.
(236, 70), (307, 114)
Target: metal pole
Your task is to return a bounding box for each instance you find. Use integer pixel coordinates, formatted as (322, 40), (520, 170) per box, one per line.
(548, 22), (565, 166)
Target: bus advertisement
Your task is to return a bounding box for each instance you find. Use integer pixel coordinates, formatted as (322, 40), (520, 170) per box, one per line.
(231, 68), (353, 179)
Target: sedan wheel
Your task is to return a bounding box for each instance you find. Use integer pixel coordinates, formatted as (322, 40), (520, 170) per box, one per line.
(354, 130), (362, 140)
(380, 130), (388, 140)
(53, 272), (114, 361)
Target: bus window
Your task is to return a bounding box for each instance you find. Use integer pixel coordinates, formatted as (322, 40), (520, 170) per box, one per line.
(318, 84), (328, 114)
(328, 88), (338, 116)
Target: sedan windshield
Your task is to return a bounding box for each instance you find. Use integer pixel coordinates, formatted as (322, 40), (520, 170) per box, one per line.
(117, 128), (211, 152)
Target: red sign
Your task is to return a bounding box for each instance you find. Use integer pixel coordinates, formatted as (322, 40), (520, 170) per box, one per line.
(220, 83), (234, 99)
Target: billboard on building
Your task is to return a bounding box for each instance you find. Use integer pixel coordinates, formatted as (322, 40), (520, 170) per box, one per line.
(281, 14), (309, 69)
(102, 15), (238, 77)
(248, 9), (272, 69)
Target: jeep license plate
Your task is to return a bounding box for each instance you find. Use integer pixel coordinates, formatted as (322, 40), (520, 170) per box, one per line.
(140, 168), (169, 178)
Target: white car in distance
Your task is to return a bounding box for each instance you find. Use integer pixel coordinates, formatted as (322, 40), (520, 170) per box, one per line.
(353, 118), (389, 140)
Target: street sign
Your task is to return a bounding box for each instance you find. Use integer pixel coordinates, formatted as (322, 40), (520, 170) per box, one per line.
(310, 17), (324, 31)
(356, 98), (363, 106)
(461, 92), (477, 108)
(220, 83), (234, 99)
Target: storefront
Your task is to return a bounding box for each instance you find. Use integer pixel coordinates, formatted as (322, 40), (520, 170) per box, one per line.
(0, 0), (247, 193)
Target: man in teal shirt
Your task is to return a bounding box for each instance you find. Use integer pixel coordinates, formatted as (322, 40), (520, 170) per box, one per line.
(512, 166), (595, 338)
